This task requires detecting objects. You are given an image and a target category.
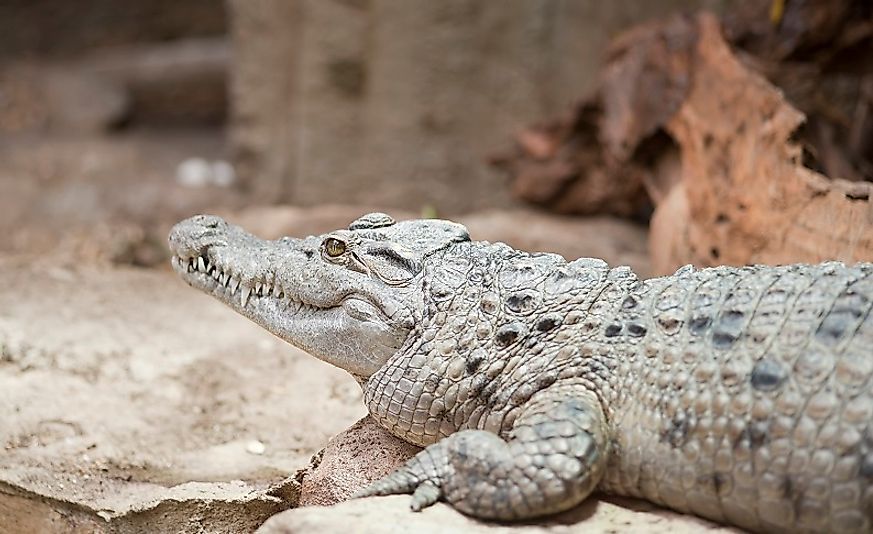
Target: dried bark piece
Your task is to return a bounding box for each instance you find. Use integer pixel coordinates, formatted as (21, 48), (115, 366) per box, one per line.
(652, 14), (873, 274)
(600, 14), (697, 162)
(493, 14), (697, 218)
(494, 102), (654, 218)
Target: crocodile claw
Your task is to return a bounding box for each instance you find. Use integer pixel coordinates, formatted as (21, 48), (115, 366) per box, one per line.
(351, 446), (449, 512)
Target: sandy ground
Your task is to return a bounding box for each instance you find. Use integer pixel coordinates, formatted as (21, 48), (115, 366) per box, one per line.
(0, 255), (365, 532)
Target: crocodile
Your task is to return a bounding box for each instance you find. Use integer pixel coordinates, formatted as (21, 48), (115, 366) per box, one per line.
(168, 212), (873, 533)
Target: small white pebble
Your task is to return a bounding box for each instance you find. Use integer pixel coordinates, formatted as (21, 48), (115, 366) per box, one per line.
(246, 440), (266, 455)
(176, 158), (211, 187)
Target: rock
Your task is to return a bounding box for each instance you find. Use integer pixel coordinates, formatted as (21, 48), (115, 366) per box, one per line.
(0, 257), (365, 532)
(258, 494), (739, 534)
(90, 37), (230, 127)
(0, 65), (127, 134)
(298, 417), (420, 507)
(39, 67), (129, 133)
(291, 414), (737, 533)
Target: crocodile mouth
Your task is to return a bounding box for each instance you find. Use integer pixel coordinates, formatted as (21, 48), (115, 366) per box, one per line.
(171, 252), (326, 315)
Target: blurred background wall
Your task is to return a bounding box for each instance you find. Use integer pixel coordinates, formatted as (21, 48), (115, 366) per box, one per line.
(1, 0), (727, 211)
(227, 0), (729, 213)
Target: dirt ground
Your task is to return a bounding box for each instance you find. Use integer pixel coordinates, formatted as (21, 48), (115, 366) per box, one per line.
(0, 254), (365, 532)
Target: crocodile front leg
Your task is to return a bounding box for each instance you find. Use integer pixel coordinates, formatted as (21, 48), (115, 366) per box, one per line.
(356, 383), (609, 520)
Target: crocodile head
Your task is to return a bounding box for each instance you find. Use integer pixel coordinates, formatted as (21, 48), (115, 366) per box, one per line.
(168, 213), (470, 378)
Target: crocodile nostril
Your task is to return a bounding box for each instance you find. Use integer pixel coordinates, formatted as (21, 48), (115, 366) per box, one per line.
(191, 214), (225, 230)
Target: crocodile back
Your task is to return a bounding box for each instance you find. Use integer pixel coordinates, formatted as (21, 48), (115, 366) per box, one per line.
(603, 262), (873, 532)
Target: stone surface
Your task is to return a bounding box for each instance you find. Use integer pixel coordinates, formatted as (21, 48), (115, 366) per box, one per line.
(290, 419), (736, 531)
(228, 0), (729, 213)
(259, 494), (738, 534)
(299, 417), (420, 507)
(0, 256), (366, 532)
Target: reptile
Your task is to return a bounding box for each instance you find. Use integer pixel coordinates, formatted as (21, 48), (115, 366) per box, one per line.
(169, 212), (873, 533)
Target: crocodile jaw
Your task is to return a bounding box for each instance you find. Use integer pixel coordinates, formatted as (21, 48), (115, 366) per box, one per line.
(168, 215), (412, 377)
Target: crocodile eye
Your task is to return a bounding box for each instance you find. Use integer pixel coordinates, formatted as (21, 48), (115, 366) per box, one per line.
(323, 237), (347, 257)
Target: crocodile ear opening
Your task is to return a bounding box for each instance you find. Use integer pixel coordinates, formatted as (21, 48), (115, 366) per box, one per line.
(358, 242), (421, 283)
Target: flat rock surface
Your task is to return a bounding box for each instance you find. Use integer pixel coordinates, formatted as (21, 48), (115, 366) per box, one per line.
(299, 417), (420, 507)
(259, 494), (738, 534)
(292, 417), (738, 534)
(0, 256), (365, 532)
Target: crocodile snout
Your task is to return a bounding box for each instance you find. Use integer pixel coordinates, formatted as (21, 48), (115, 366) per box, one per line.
(168, 214), (230, 258)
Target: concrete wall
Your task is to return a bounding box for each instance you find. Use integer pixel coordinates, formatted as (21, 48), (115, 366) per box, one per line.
(229, 0), (728, 214)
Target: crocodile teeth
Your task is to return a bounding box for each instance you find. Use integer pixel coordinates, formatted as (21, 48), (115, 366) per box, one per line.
(255, 282), (263, 296)
(230, 277), (240, 295)
(273, 285), (282, 298)
(197, 257), (206, 272)
(212, 269), (221, 281)
(240, 286), (251, 308)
